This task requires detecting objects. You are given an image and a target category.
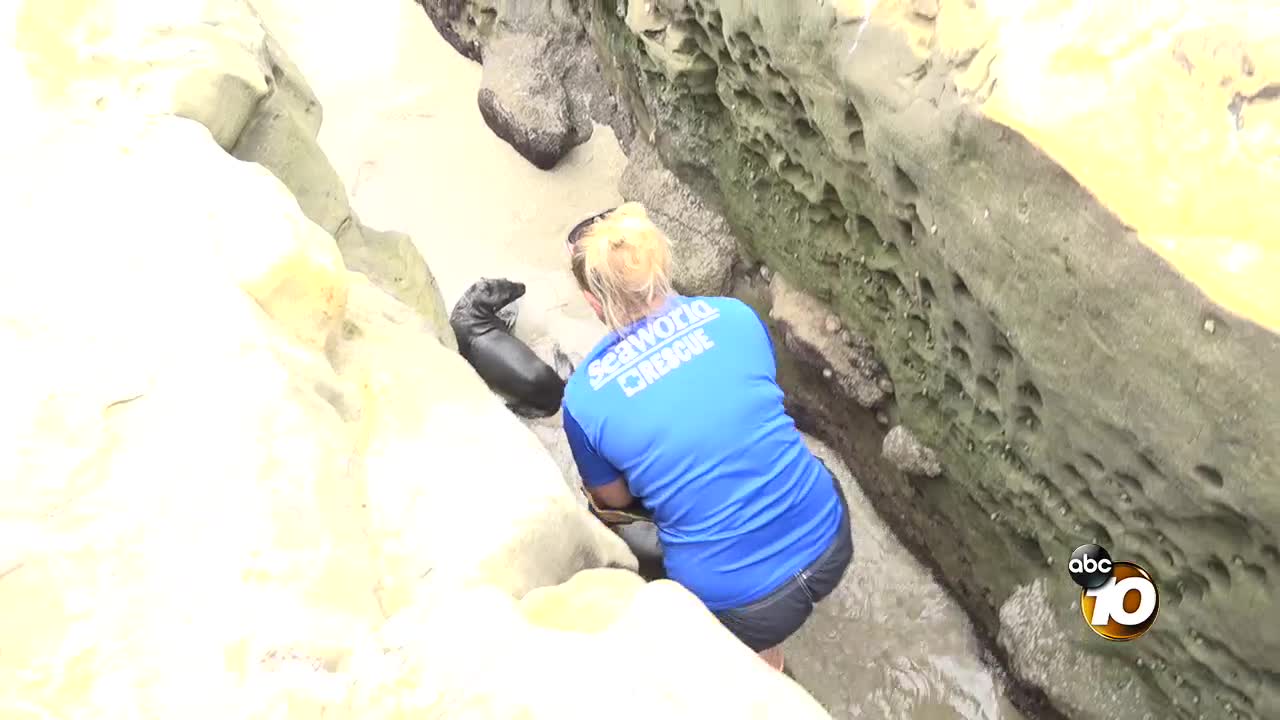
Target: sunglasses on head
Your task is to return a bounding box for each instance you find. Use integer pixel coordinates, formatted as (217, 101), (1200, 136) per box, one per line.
(566, 207), (616, 248)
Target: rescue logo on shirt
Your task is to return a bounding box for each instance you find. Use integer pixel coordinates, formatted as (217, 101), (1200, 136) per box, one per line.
(587, 300), (719, 397)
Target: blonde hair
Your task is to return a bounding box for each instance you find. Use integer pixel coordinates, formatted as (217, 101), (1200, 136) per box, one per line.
(571, 202), (674, 331)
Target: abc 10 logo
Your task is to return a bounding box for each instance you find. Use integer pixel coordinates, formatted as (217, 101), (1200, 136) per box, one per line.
(1068, 544), (1159, 641)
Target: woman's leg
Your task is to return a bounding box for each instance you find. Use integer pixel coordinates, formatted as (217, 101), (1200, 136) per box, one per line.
(716, 482), (852, 673)
(758, 645), (785, 671)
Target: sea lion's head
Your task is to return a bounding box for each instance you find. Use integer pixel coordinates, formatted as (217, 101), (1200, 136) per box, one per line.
(451, 277), (527, 328)
(471, 277), (526, 310)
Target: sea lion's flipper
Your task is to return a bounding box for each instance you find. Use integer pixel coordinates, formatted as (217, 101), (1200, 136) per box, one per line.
(507, 400), (556, 419)
(495, 300), (519, 332)
(551, 343), (575, 382)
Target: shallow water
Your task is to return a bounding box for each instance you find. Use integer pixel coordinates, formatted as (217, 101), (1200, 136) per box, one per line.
(252, 1), (1026, 717)
(792, 437), (1026, 720)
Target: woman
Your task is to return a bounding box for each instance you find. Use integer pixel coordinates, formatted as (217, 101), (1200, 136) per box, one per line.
(560, 202), (853, 672)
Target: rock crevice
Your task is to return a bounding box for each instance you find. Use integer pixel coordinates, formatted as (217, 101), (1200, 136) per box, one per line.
(422, 1), (1280, 718)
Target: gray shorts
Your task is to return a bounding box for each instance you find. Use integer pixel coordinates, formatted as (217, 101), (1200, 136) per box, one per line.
(713, 471), (854, 652)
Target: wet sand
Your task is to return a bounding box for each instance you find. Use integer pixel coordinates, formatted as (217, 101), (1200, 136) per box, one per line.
(250, 1), (1026, 717)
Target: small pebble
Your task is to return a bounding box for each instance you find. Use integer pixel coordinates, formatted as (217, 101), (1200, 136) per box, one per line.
(1203, 318), (1216, 334)
(760, 265), (772, 281)
(875, 411), (889, 425)
(824, 316), (841, 333)
(822, 368), (833, 379)
(877, 377), (894, 393)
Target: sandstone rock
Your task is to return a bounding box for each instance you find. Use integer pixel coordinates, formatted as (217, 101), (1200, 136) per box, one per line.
(330, 276), (637, 607)
(0, 101), (632, 716)
(768, 274), (890, 410)
(620, 139), (738, 296)
(0, 111), (382, 720)
(339, 223), (453, 346)
(622, 0), (719, 96)
(997, 579), (1165, 720)
(416, 0), (485, 62)
(881, 425), (942, 478)
(224, 24), (454, 346)
(574, 1), (1280, 717)
(418, 0), (637, 159)
(347, 570), (833, 719)
(13, 0), (275, 149)
(11, 0), (454, 347)
(478, 30), (593, 170)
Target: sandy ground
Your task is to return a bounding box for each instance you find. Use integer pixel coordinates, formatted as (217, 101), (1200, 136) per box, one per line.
(249, 1), (1025, 718)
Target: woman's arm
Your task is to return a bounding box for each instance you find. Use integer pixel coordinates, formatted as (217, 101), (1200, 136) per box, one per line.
(589, 477), (634, 509)
(563, 405), (634, 507)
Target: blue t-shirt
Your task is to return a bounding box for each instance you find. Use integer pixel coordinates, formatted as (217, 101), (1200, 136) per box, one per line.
(562, 295), (843, 610)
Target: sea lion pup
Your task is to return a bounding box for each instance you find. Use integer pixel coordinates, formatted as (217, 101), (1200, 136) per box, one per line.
(450, 278), (573, 418)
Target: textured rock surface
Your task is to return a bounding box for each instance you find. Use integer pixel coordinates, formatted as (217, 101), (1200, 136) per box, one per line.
(591, 3), (1280, 719)
(769, 274), (890, 410)
(349, 569), (831, 719)
(477, 31), (594, 170)
(1, 1), (839, 717)
(997, 579), (1165, 720)
(428, 1), (1280, 718)
(619, 139), (738, 296)
(882, 425), (943, 478)
(420, 0), (635, 165)
(222, 21), (455, 346)
(12, 0), (452, 346)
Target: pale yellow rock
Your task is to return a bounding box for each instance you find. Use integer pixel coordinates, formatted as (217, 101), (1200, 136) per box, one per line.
(348, 571), (833, 720)
(519, 567), (646, 633)
(16, 0), (274, 148)
(0, 108), (637, 720)
(834, 0), (1280, 331)
(13, 0), (456, 343)
(330, 277), (637, 611)
(0, 114), (381, 720)
(946, 0), (1280, 331)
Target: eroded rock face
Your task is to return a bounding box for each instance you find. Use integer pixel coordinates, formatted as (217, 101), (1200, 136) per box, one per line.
(769, 274), (890, 410)
(588, 3), (1280, 718)
(430, 1), (1280, 718)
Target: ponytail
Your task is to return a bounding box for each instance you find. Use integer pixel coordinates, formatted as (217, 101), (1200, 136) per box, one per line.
(571, 202), (674, 331)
